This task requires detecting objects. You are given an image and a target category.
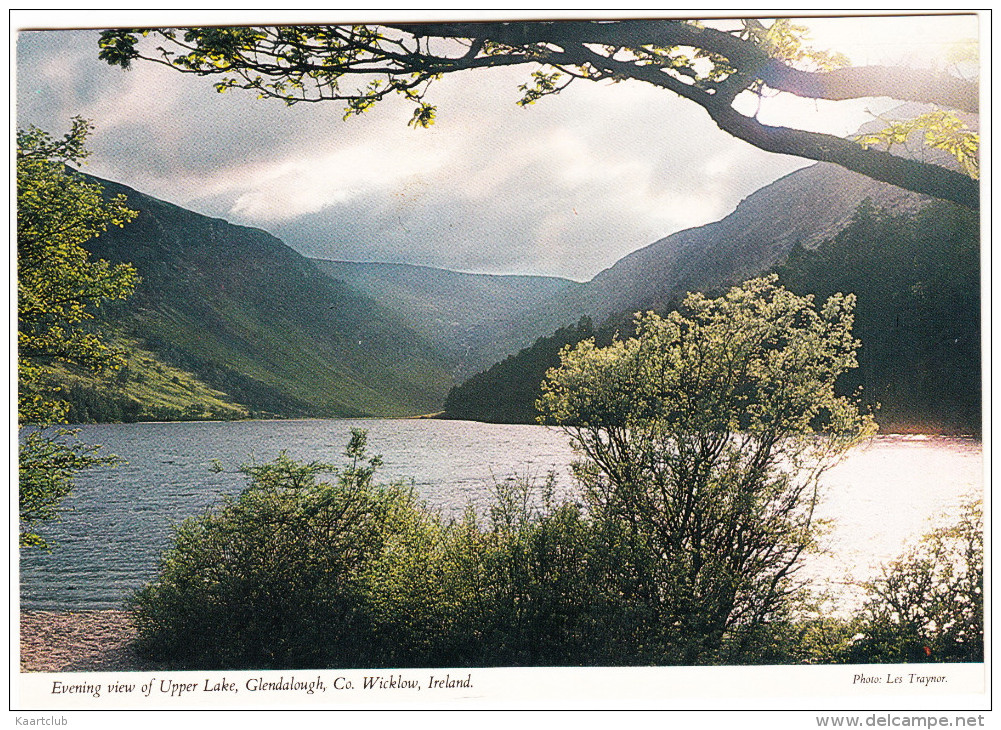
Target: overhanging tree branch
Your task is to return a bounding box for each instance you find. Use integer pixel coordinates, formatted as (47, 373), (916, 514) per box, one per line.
(757, 63), (978, 114)
(391, 20), (978, 112)
(564, 43), (980, 209)
(98, 19), (980, 209)
(703, 103), (980, 209)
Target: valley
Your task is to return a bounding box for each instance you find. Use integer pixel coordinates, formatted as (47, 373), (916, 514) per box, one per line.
(50, 156), (979, 436)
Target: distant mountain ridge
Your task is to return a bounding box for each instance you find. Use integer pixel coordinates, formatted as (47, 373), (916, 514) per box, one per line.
(438, 114), (982, 428)
(310, 259), (572, 377)
(307, 155), (942, 405)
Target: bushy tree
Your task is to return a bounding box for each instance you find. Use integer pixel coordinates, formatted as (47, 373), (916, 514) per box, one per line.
(18, 117), (138, 422)
(538, 276), (876, 663)
(17, 118), (139, 548)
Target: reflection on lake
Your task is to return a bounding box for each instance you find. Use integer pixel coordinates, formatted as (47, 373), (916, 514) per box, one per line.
(19, 420), (982, 611)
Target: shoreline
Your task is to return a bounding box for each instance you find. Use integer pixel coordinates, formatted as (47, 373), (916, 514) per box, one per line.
(27, 415), (983, 439)
(19, 609), (150, 673)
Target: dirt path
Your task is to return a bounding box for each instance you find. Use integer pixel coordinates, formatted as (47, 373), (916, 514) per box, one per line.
(19, 610), (149, 673)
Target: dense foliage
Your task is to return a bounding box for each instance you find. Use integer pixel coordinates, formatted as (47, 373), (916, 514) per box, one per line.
(131, 438), (693, 668)
(132, 439), (981, 668)
(130, 432), (588, 668)
(17, 119), (138, 548)
(777, 199), (980, 433)
(131, 432), (426, 667)
(17, 118), (138, 424)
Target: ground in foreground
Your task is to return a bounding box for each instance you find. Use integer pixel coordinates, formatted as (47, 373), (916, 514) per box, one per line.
(20, 610), (153, 673)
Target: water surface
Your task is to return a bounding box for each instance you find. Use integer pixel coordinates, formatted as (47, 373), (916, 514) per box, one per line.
(18, 420), (982, 611)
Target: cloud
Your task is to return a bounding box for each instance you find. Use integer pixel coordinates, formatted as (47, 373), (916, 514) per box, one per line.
(14, 28), (802, 280)
(18, 16), (969, 280)
(226, 140), (453, 221)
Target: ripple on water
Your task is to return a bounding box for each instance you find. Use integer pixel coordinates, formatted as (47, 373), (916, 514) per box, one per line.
(19, 422), (982, 611)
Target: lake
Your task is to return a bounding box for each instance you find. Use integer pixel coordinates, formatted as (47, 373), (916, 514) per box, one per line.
(18, 419), (983, 612)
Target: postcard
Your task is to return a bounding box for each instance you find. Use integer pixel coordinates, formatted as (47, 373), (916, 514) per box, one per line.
(12, 9), (988, 725)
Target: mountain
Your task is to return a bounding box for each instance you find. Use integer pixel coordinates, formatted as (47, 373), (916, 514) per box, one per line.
(76, 175), (453, 419)
(485, 160), (936, 362)
(442, 199), (980, 433)
(488, 105), (976, 358)
(441, 138), (984, 431)
(60, 105), (974, 425)
(310, 259), (572, 377)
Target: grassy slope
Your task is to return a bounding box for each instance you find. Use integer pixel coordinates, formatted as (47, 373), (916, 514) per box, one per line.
(77, 174), (452, 419)
(45, 334), (249, 422)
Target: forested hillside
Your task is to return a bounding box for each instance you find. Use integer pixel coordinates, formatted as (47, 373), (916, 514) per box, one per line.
(777, 200), (980, 433)
(442, 200), (981, 434)
(45, 335), (249, 423)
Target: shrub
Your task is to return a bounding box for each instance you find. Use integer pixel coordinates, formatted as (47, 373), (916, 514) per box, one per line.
(130, 436), (620, 668)
(129, 430), (429, 668)
(449, 473), (623, 666)
(845, 500), (983, 663)
(133, 419), (971, 669)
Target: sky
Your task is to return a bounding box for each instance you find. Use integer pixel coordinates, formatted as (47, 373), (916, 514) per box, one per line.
(13, 11), (980, 281)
